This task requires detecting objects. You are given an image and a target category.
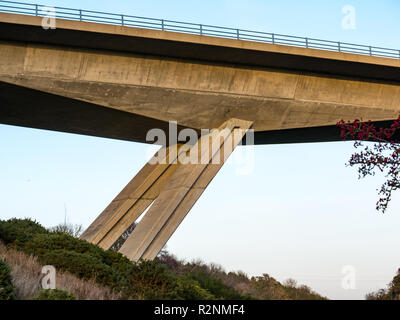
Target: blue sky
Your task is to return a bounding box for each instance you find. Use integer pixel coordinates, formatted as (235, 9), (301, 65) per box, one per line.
(1, 0), (400, 299)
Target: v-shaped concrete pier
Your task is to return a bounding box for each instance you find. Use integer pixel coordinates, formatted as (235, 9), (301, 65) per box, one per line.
(1, 12), (399, 260)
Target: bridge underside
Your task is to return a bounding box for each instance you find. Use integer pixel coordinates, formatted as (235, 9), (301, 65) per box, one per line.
(3, 79), (397, 145)
(1, 12), (400, 260)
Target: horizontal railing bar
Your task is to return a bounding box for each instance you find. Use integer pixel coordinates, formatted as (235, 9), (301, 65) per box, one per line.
(123, 24), (161, 30)
(274, 34), (309, 41)
(371, 47), (399, 53)
(238, 35), (272, 42)
(236, 29), (274, 37)
(81, 13), (122, 21)
(164, 28), (200, 35)
(53, 15), (79, 20)
(308, 42), (339, 49)
(0, 8), (33, 14)
(201, 23), (240, 32)
(43, 6), (78, 12)
(273, 40), (310, 47)
(201, 28), (237, 36)
(372, 49), (399, 55)
(79, 18), (122, 25)
(53, 12), (81, 17)
(124, 20), (161, 27)
(239, 34), (273, 41)
(305, 38), (341, 45)
(123, 15), (162, 22)
(340, 49), (369, 55)
(308, 45), (340, 51)
(273, 38), (307, 45)
(336, 42), (371, 49)
(0, 0), (398, 60)
(0, 4), (36, 10)
(202, 32), (237, 39)
(0, 0), (35, 6)
(163, 24), (199, 31)
(77, 8), (123, 17)
(339, 45), (370, 52)
(163, 19), (202, 27)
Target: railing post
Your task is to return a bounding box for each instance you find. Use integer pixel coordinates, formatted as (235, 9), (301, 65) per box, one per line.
(338, 42), (341, 52)
(35, 4), (38, 16)
(237, 29), (240, 40)
(200, 24), (203, 35)
(79, 9), (82, 21)
(272, 33), (275, 44)
(369, 46), (372, 56)
(305, 37), (309, 48)
(398, 50), (400, 59)
(121, 15), (124, 26)
(161, 19), (164, 31)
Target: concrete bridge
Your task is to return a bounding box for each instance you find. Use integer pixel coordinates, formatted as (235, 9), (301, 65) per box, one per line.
(1, 4), (400, 261)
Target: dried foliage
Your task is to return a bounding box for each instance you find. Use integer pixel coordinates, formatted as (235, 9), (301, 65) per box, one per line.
(157, 251), (326, 300)
(366, 268), (400, 300)
(0, 241), (121, 300)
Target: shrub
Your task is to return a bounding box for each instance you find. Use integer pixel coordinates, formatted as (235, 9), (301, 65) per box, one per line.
(49, 224), (84, 238)
(367, 268), (400, 300)
(39, 250), (120, 289)
(33, 289), (75, 300)
(0, 219), (47, 246)
(123, 260), (182, 299)
(185, 269), (246, 300)
(175, 276), (215, 300)
(22, 233), (131, 269)
(0, 258), (16, 300)
(0, 218), (326, 300)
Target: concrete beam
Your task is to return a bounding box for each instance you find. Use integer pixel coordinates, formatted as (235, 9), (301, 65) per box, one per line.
(1, 40), (399, 145)
(0, 12), (399, 81)
(118, 118), (253, 261)
(81, 145), (184, 249)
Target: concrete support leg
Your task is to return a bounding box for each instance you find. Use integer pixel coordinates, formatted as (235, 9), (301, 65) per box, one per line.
(81, 118), (253, 261)
(80, 145), (183, 249)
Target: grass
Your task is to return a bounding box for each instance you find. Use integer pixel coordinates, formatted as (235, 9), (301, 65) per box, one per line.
(0, 243), (121, 300)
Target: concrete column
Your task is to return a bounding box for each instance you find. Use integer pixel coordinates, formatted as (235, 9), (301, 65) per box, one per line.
(80, 145), (184, 249)
(119, 118), (253, 261)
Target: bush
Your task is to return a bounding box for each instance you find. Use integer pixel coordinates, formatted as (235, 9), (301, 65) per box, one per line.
(185, 269), (246, 300)
(0, 259), (16, 300)
(0, 218), (326, 300)
(175, 276), (215, 300)
(367, 268), (400, 300)
(49, 224), (84, 238)
(0, 219), (214, 300)
(40, 250), (121, 289)
(0, 219), (47, 246)
(22, 233), (131, 269)
(33, 289), (75, 300)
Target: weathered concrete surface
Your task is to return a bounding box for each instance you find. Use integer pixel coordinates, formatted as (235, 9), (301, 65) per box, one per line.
(80, 145), (183, 249)
(118, 119), (253, 262)
(0, 13), (400, 144)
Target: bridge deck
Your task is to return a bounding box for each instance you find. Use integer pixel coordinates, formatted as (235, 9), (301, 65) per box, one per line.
(0, 12), (400, 144)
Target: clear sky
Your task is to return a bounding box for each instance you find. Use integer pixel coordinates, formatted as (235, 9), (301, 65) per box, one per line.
(1, 0), (400, 300)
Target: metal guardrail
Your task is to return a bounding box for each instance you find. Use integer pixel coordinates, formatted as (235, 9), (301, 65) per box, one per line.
(0, 0), (399, 60)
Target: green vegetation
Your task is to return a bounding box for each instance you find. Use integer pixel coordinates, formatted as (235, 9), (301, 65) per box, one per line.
(33, 289), (76, 300)
(0, 258), (16, 300)
(0, 218), (326, 300)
